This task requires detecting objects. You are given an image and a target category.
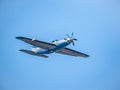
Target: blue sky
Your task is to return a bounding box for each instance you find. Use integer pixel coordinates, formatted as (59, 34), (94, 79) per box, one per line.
(0, 0), (120, 90)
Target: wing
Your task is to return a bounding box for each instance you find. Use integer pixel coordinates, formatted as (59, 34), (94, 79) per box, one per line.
(20, 49), (48, 58)
(56, 48), (89, 58)
(16, 37), (56, 50)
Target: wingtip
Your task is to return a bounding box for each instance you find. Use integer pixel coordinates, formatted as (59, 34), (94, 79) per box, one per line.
(79, 54), (89, 58)
(84, 54), (90, 58)
(16, 36), (22, 39)
(19, 49), (24, 51)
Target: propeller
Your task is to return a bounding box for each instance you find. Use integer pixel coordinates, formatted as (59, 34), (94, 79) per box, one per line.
(66, 33), (77, 46)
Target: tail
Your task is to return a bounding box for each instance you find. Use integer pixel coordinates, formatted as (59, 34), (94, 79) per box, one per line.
(19, 49), (48, 58)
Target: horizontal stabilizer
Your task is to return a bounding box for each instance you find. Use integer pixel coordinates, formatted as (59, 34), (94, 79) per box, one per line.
(19, 49), (48, 58)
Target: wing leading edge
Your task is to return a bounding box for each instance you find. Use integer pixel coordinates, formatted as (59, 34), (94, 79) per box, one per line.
(16, 37), (56, 50)
(20, 49), (48, 58)
(56, 48), (89, 58)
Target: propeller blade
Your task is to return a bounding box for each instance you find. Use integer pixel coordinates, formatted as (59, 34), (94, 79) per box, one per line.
(66, 34), (71, 38)
(72, 41), (75, 46)
(74, 38), (77, 41)
(71, 33), (74, 37)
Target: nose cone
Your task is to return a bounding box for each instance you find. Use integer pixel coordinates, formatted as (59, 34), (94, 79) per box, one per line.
(67, 38), (77, 43)
(66, 38), (72, 42)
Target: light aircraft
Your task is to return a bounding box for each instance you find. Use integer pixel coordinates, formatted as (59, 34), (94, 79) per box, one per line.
(16, 33), (89, 58)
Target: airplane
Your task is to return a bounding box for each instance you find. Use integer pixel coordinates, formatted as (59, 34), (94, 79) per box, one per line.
(16, 33), (89, 58)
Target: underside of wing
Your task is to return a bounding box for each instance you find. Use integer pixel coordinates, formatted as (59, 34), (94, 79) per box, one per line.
(20, 49), (48, 58)
(16, 37), (56, 50)
(56, 48), (89, 58)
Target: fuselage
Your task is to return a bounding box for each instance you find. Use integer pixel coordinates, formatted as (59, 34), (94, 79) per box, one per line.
(31, 38), (72, 54)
